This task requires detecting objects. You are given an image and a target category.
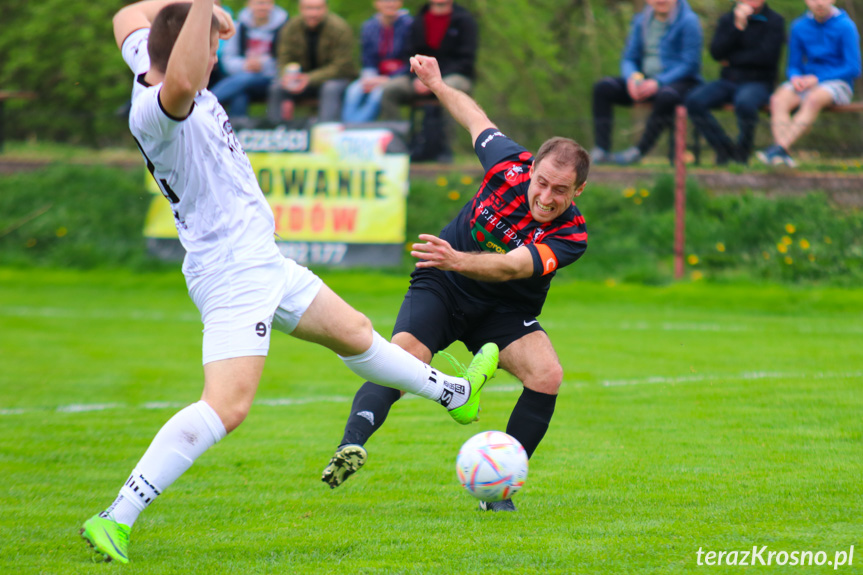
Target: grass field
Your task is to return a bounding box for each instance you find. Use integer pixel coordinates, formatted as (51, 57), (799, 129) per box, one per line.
(1, 267), (862, 574)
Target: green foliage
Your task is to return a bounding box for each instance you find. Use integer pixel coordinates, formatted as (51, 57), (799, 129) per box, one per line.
(0, 164), (156, 269)
(6, 0), (863, 149)
(3, 162), (862, 285)
(573, 174), (863, 284)
(0, 0), (131, 145)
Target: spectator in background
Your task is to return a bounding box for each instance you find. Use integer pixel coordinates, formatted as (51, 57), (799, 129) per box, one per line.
(267, 0), (355, 124)
(685, 0), (784, 165)
(207, 0), (235, 88)
(211, 0), (287, 125)
(342, 0), (413, 123)
(756, 0), (861, 167)
(591, 0), (702, 165)
(378, 0), (478, 162)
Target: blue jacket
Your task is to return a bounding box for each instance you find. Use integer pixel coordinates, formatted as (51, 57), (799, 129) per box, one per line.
(358, 10), (413, 76)
(787, 8), (861, 86)
(621, 0), (703, 86)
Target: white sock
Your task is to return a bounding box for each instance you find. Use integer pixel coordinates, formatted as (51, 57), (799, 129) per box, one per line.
(103, 400), (226, 527)
(339, 331), (471, 409)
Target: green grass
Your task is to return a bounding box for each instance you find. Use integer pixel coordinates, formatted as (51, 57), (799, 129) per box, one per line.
(1, 267), (862, 573)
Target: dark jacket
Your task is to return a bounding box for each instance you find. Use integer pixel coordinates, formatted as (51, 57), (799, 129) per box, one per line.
(406, 3), (478, 79)
(276, 12), (356, 86)
(710, 4), (785, 86)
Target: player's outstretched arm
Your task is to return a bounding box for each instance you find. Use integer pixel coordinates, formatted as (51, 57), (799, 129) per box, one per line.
(410, 55), (496, 147)
(411, 234), (535, 282)
(113, 0), (179, 49)
(160, 0), (218, 117)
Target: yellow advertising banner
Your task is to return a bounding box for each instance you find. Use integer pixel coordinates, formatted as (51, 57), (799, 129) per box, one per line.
(143, 124), (408, 245)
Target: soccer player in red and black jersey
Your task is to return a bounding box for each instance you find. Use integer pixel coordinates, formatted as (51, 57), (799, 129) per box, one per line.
(322, 54), (590, 511)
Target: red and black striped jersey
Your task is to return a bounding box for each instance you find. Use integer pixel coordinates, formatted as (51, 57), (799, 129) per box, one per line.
(437, 128), (588, 315)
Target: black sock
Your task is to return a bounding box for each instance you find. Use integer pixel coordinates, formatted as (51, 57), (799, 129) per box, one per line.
(505, 388), (557, 459)
(339, 382), (402, 447)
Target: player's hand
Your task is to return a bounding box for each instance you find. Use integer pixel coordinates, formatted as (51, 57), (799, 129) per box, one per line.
(411, 234), (461, 271)
(244, 56), (263, 73)
(634, 79), (659, 101)
(214, 5), (235, 40)
(800, 75), (819, 90)
(790, 75), (817, 92)
(626, 76), (641, 100)
(733, 2), (754, 30)
(410, 55), (444, 93)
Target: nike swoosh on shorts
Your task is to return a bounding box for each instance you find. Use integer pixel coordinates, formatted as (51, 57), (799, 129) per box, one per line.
(523, 320), (538, 327)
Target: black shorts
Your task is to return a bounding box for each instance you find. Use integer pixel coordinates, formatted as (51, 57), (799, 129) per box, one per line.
(392, 268), (545, 355)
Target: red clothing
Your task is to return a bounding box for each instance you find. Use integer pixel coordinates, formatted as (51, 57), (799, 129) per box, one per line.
(423, 11), (451, 50)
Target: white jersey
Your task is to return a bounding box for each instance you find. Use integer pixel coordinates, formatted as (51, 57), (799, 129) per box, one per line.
(122, 29), (282, 278)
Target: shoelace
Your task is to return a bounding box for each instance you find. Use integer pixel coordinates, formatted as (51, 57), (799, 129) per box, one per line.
(437, 350), (466, 378)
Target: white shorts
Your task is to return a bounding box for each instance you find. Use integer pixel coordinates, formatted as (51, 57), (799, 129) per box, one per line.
(781, 80), (854, 105)
(187, 257), (323, 365)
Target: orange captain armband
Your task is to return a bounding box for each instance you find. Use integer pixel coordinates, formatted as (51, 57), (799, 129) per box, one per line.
(535, 243), (558, 276)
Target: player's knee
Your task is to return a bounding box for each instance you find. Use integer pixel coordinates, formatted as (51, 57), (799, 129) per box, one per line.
(342, 310), (374, 353)
(527, 362), (563, 395)
(211, 400), (252, 433)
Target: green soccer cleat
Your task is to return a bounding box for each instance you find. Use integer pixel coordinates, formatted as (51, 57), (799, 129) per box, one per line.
(448, 342), (499, 425)
(80, 514), (131, 564)
(321, 444), (367, 489)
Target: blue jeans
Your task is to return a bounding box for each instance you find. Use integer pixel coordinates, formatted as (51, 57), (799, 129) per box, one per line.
(685, 79), (771, 162)
(341, 79), (385, 123)
(211, 72), (272, 117)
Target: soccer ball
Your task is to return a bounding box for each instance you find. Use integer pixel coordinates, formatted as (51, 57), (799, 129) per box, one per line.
(456, 431), (528, 501)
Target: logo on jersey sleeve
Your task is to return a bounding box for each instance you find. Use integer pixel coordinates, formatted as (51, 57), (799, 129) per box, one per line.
(535, 243), (558, 275)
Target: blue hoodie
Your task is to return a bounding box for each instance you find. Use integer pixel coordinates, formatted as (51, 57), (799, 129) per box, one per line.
(787, 8), (861, 86)
(621, 0), (703, 86)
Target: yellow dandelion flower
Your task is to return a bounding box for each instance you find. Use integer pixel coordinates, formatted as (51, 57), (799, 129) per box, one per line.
(781, 235), (793, 245)
(855, 160), (861, 168)
(604, 278), (617, 287)
(842, 163), (849, 170)
(639, 188), (649, 197)
(824, 236), (833, 244)
(623, 187), (636, 198)
(633, 197), (643, 205)
(777, 243), (788, 254)
(762, 251), (770, 260)
(56, 227), (68, 237)
(687, 254), (699, 265)
(447, 190), (461, 201)
(436, 176), (448, 187)
(808, 253), (816, 262)
(716, 242), (725, 252)
(26, 238), (37, 248)
(799, 238), (810, 249)
(460, 175), (473, 185)
(784, 256), (793, 265)
(691, 270), (704, 281)
(785, 223), (796, 234)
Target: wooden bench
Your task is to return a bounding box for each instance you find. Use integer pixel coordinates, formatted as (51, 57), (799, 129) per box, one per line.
(689, 101), (863, 165)
(0, 91), (36, 152)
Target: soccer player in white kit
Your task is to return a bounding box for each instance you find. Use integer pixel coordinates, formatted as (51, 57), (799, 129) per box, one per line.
(80, 0), (498, 564)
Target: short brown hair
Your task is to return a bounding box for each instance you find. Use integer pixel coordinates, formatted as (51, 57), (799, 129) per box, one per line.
(148, 3), (220, 73)
(534, 137), (591, 190)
